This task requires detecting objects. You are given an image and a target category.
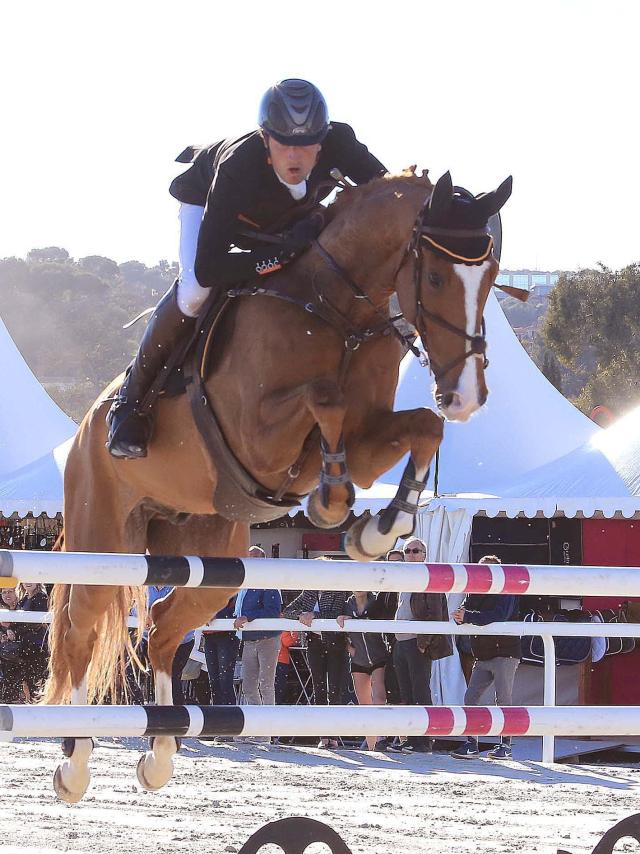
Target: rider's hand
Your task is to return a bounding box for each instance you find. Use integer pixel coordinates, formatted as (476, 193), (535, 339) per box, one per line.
(280, 210), (325, 254)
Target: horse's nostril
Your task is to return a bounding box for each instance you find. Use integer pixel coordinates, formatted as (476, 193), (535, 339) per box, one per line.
(439, 392), (457, 409)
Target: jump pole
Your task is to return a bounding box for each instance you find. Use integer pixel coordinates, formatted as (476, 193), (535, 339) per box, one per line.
(2, 550), (640, 597)
(1, 704), (639, 740)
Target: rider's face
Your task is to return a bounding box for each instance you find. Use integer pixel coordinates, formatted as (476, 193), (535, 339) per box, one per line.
(266, 136), (321, 184)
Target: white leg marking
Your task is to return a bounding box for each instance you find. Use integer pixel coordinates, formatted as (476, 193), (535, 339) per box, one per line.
(360, 462), (429, 557)
(57, 676), (92, 801)
(139, 671), (177, 790)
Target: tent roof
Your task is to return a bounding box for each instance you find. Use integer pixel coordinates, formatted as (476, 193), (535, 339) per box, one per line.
(0, 439), (72, 517)
(425, 406), (640, 519)
(0, 315), (76, 480)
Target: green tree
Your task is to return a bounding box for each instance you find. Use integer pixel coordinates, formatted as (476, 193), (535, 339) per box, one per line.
(541, 350), (563, 393)
(542, 264), (640, 414)
(26, 247), (70, 263)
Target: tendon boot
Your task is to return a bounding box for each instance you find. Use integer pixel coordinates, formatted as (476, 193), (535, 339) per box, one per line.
(106, 283), (196, 459)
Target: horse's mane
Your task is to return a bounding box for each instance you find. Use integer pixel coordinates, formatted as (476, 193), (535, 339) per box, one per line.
(325, 167), (433, 224)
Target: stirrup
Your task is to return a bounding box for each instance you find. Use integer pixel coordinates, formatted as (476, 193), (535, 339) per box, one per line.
(106, 402), (152, 460)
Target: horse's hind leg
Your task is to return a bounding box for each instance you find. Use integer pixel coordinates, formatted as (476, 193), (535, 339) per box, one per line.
(48, 437), (147, 804)
(136, 514), (246, 791)
(51, 583), (123, 803)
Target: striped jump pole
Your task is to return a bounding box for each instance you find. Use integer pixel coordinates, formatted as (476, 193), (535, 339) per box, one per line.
(2, 549), (640, 596)
(1, 704), (639, 740)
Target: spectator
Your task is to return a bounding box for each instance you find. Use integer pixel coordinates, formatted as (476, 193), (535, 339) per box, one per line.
(377, 548), (404, 705)
(450, 555), (520, 761)
(249, 545), (266, 559)
(234, 583), (282, 744)
(17, 582), (49, 699)
(203, 595), (239, 709)
(390, 538), (452, 753)
(275, 629), (300, 705)
(284, 579), (349, 749)
(337, 591), (388, 751)
(0, 587), (29, 703)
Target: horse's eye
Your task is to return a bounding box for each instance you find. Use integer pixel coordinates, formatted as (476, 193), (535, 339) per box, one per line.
(428, 272), (442, 288)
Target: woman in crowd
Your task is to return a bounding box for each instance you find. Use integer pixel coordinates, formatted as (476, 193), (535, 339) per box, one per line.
(337, 591), (388, 751)
(283, 566), (349, 749)
(0, 587), (29, 703)
(17, 582), (49, 699)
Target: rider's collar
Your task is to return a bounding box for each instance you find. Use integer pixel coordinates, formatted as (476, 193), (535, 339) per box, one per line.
(276, 173), (307, 201)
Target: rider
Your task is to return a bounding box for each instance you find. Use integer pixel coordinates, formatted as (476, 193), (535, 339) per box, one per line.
(106, 78), (387, 460)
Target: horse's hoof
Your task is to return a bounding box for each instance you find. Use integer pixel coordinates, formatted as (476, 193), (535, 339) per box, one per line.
(344, 511), (385, 561)
(307, 488), (351, 531)
(53, 764), (89, 804)
(136, 752), (173, 792)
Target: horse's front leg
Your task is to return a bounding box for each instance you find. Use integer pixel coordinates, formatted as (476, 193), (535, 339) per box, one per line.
(345, 407), (443, 560)
(303, 379), (355, 529)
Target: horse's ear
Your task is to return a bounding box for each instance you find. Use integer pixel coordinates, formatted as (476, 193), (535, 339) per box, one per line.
(477, 176), (513, 219)
(428, 171), (454, 219)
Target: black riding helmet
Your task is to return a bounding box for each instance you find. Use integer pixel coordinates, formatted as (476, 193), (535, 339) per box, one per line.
(258, 79), (330, 146)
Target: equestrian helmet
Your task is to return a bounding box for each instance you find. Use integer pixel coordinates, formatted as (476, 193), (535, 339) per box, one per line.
(259, 79), (330, 146)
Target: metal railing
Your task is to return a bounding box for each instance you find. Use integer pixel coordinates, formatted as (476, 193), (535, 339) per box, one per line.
(3, 610), (637, 761)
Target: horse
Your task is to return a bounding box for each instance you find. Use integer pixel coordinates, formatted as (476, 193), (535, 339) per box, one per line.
(43, 168), (514, 802)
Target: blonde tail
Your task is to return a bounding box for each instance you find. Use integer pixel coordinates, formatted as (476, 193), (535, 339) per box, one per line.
(41, 583), (147, 706)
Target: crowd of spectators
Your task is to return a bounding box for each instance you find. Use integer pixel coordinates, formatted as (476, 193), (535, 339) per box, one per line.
(0, 583), (49, 702)
(0, 542), (522, 760)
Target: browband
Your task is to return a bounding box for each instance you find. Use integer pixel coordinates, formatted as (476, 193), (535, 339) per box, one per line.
(421, 234), (494, 264)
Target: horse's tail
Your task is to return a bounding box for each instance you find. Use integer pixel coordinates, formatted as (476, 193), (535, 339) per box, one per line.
(42, 563), (147, 705)
(83, 585), (147, 705)
(41, 582), (73, 704)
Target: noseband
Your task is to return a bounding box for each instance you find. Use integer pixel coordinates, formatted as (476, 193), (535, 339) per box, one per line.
(405, 206), (493, 382)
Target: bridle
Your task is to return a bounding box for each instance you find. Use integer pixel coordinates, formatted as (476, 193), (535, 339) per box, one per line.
(402, 203), (494, 382)
(313, 199), (495, 383)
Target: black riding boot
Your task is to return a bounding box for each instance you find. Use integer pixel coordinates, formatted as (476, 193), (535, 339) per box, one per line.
(106, 283), (196, 459)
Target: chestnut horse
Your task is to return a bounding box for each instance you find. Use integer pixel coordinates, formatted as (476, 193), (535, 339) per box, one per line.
(43, 169), (514, 802)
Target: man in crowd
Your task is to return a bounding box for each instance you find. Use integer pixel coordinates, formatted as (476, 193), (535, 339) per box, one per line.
(450, 555), (520, 760)
(390, 538), (451, 753)
(234, 546), (282, 744)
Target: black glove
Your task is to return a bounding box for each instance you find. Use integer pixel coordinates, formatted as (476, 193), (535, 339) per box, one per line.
(280, 209), (325, 254)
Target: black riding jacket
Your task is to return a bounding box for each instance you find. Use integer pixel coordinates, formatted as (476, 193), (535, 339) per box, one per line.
(169, 122), (386, 289)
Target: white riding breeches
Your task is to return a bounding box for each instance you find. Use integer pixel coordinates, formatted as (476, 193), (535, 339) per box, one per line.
(176, 203), (209, 317)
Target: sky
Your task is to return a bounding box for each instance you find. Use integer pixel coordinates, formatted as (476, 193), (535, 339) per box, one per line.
(1, 0), (638, 273)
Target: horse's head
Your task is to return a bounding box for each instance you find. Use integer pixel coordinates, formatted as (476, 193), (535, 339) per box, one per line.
(394, 171), (513, 422)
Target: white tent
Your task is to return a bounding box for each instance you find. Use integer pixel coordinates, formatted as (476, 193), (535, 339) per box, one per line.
(0, 438), (73, 517)
(0, 315), (76, 480)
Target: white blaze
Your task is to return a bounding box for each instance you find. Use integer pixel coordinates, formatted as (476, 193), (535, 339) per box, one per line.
(444, 260), (490, 421)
